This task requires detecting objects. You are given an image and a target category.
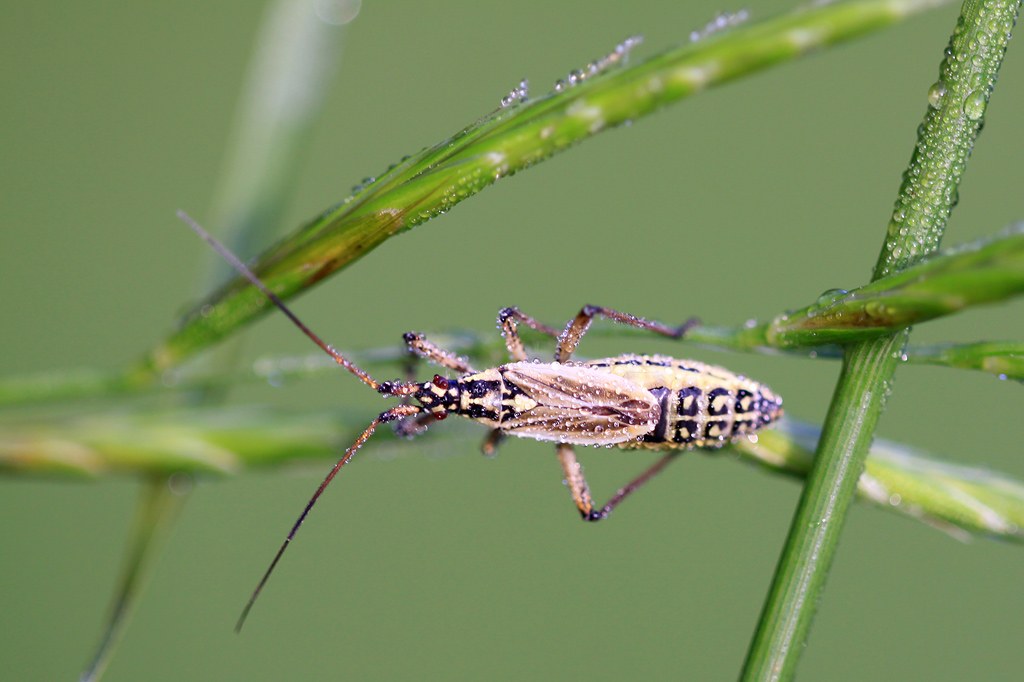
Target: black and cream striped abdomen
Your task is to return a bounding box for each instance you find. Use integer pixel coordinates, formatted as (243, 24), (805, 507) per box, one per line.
(584, 354), (783, 449)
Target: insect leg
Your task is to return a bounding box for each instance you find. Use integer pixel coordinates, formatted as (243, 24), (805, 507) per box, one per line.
(393, 333), (472, 438)
(392, 345), (432, 438)
(556, 444), (683, 521)
(393, 410), (440, 438)
(497, 307), (560, 362)
(555, 305), (699, 363)
(585, 452), (683, 521)
(236, 403), (421, 632)
(556, 443), (596, 517)
(480, 429), (506, 458)
(402, 332), (477, 373)
(394, 332), (475, 437)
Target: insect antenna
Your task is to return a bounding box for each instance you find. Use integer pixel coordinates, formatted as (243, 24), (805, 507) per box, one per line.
(176, 211), (423, 630)
(176, 210), (379, 390)
(234, 402), (419, 632)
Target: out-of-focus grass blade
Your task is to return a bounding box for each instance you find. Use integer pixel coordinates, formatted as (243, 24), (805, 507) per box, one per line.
(2, 407), (1021, 543)
(732, 420), (1024, 542)
(132, 0), (950, 383)
(73, 1), (350, 675)
(78, 475), (189, 682)
(907, 341), (1024, 380)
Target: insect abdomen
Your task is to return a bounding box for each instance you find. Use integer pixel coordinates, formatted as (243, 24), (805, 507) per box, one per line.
(585, 354), (783, 450)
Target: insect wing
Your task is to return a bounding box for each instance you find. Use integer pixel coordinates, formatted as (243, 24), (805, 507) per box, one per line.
(500, 363), (658, 445)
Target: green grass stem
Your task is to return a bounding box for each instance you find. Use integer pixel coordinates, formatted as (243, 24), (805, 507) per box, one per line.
(2, 406), (1021, 544)
(739, 1), (1020, 679)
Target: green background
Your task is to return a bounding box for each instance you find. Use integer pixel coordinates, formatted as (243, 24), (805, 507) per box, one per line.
(1, 1), (1022, 680)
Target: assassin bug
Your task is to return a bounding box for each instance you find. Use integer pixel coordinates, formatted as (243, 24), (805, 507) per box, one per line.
(177, 212), (783, 631)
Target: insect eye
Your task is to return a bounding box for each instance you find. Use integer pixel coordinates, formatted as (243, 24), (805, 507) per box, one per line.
(432, 374), (449, 389)
(434, 411), (447, 421)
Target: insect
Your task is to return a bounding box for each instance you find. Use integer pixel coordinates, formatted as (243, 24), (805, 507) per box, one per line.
(177, 212), (783, 630)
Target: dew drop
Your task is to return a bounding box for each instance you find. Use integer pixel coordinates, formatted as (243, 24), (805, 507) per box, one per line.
(963, 90), (986, 120)
(816, 289), (849, 305)
(927, 81), (947, 108)
(500, 78), (530, 108)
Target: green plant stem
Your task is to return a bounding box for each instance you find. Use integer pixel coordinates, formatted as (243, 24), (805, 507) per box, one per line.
(741, 338), (904, 681)
(739, 0), (1020, 679)
(3, 407), (1022, 542)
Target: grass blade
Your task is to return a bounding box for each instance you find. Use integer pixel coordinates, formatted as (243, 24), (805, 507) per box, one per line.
(3, 407), (1022, 544)
(130, 0), (952, 383)
(78, 476), (189, 682)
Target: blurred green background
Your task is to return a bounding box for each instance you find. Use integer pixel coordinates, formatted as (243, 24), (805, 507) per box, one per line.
(1, 1), (1022, 680)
